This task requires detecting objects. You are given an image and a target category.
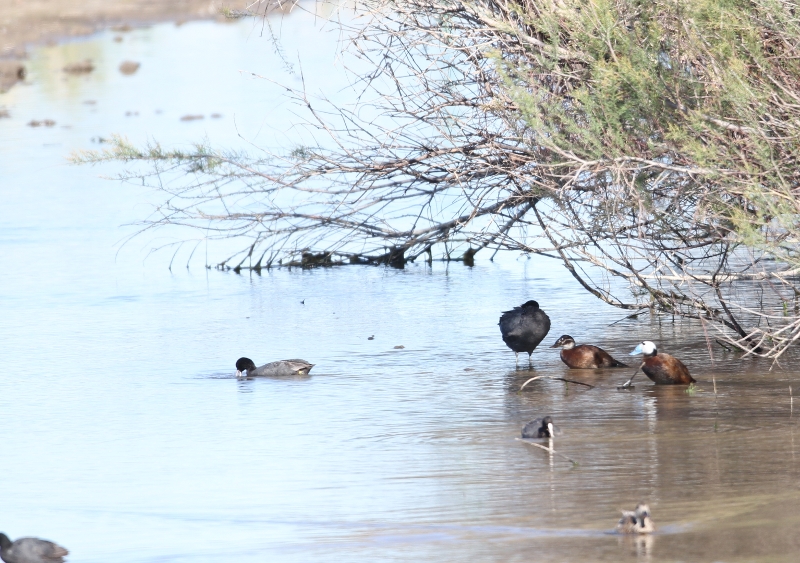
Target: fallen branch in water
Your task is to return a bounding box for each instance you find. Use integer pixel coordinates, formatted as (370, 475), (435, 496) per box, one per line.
(519, 375), (595, 391)
(515, 438), (579, 465)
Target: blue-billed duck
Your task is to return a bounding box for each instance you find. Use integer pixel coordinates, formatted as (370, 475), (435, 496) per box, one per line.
(616, 504), (655, 534)
(521, 416), (562, 439)
(550, 335), (627, 369)
(625, 341), (694, 385)
(0, 534), (68, 563)
(499, 300), (551, 367)
(235, 357), (314, 378)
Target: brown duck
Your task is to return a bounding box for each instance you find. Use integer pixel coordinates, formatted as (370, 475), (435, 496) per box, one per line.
(550, 335), (627, 369)
(616, 503), (655, 534)
(624, 341), (695, 386)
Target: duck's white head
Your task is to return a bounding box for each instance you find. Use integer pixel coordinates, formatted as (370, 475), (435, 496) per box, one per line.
(630, 341), (657, 357)
(634, 503), (651, 520)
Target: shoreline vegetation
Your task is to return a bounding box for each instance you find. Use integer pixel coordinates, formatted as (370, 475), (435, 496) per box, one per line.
(79, 0), (800, 361)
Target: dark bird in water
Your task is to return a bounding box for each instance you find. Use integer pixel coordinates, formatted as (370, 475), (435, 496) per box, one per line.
(235, 357), (314, 378)
(623, 341), (695, 386)
(498, 300), (551, 367)
(521, 416), (562, 439)
(616, 503), (655, 534)
(550, 335), (628, 369)
(0, 534), (68, 563)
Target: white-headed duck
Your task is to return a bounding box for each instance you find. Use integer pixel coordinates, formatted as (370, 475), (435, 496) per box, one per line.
(625, 341), (694, 385)
(521, 416), (562, 439)
(616, 503), (655, 534)
(498, 300), (551, 367)
(235, 357), (314, 378)
(550, 335), (628, 369)
(0, 533), (68, 563)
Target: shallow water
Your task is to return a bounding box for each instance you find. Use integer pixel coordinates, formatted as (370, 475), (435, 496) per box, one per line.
(1, 9), (800, 563)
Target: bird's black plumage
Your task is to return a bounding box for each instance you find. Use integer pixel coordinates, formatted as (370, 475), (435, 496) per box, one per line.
(521, 416), (562, 439)
(499, 300), (551, 366)
(0, 534), (68, 563)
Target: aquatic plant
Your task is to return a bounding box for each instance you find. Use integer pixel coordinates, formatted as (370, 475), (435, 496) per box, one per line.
(78, 0), (800, 360)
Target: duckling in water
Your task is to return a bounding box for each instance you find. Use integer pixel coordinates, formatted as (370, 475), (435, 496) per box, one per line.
(235, 357), (314, 378)
(499, 300), (551, 367)
(521, 416), (562, 439)
(616, 503), (655, 534)
(550, 335), (628, 369)
(0, 533), (68, 563)
(623, 341), (695, 386)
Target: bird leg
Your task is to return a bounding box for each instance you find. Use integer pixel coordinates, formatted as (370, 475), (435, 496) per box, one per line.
(515, 351), (520, 368)
(528, 352), (533, 368)
(619, 362), (645, 389)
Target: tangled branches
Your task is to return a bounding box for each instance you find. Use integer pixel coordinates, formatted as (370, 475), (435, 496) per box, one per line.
(79, 0), (800, 359)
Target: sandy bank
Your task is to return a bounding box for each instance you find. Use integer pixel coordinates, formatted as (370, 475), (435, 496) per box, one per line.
(0, 0), (224, 59)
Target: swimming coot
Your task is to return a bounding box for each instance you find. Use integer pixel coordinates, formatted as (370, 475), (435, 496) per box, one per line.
(499, 300), (551, 367)
(235, 357), (314, 378)
(521, 416), (562, 439)
(0, 534), (68, 563)
(550, 335), (628, 369)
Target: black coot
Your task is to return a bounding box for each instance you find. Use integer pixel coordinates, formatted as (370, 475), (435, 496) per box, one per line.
(499, 300), (551, 367)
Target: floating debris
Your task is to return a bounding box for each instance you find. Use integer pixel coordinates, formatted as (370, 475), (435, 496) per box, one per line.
(210, 113), (223, 118)
(393, 345), (405, 349)
(0, 61), (25, 92)
(28, 119), (56, 127)
(63, 60), (94, 74)
(119, 61), (140, 75)
(180, 114), (204, 121)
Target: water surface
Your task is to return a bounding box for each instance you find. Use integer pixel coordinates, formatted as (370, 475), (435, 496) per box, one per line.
(1, 10), (799, 563)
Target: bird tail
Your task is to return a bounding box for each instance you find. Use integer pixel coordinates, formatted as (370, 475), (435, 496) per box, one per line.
(611, 359), (628, 368)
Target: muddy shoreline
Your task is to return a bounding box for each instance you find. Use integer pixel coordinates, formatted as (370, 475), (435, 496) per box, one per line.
(0, 0), (225, 60)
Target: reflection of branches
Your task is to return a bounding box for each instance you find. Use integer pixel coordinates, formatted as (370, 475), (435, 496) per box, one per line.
(77, 0), (800, 359)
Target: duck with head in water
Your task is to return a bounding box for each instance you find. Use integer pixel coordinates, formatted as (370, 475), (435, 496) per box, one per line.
(623, 341), (694, 386)
(550, 335), (628, 369)
(235, 357), (314, 378)
(521, 416), (562, 439)
(616, 503), (655, 534)
(498, 300), (551, 367)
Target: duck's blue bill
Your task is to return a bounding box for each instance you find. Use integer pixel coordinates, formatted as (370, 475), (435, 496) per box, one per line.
(629, 343), (644, 356)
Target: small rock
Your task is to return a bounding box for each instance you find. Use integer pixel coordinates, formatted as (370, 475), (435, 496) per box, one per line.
(63, 60), (94, 74)
(180, 114), (204, 121)
(119, 61), (140, 75)
(393, 345), (405, 349)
